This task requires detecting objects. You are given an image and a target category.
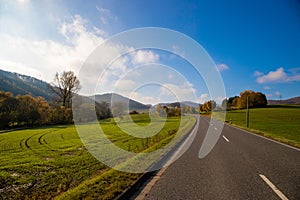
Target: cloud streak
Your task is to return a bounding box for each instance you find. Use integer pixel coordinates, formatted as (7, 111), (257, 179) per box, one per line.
(217, 63), (229, 72)
(256, 67), (300, 83)
(131, 50), (160, 65)
(0, 14), (105, 82)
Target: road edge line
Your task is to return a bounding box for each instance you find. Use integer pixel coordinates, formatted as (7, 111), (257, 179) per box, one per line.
(226, 124), (300, 152)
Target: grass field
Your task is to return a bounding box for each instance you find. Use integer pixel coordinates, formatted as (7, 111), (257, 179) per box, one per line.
(221, 105), (300, 148)
(0, 114), (196, 199)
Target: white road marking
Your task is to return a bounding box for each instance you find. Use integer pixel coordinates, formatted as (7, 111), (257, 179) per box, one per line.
(222, 135), (229, 142)
(259, 174), (289, 200)
(228, 124), (300, 152)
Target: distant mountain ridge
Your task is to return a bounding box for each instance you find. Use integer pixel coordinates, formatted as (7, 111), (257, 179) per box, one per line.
(268, 96), (300, 105)
(0, 69), (152, 110)
(92, 93), (151, 110)
(0, 69), (54, 101)
(156, 101), (200, 108)
(3, 68), (298, 107)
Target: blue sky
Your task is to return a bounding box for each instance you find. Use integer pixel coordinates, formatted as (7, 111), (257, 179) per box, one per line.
(0, 0), (300, 104)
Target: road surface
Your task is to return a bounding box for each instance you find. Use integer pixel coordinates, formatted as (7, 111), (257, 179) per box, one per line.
(136, 116), (300, 200)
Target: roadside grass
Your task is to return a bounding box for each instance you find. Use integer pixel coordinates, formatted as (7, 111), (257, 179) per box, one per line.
(0, 114), (196, 199)
(217, 105), (300, 148)
(0, 125), (105, 199)
(56, 114), (196, 200)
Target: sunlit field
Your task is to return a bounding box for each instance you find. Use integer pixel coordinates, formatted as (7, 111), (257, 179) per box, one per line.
(221, 105), (300, 148)
(0, 114), (195, 199)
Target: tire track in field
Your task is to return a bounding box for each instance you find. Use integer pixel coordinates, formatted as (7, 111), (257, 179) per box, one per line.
(36, 129), (62, 152)
(19, 138), (25, 149)
(24, 134), (38, 149)
(42, 129), (66, 153)
(15, 127), (72, 158)
(22, 129), (61, 153)
(38, 131), (54, 145)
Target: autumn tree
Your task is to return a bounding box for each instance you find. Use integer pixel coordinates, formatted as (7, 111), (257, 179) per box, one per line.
(228, 96), (239, 110)
(50, 71), (81, 108)
(198, 100), (217, 113)
(0, 92), (19, 128)
(16, 95), (40, 126)
(174, 106), (181, 116)
(224, 90), (267, 110)
(237, 90), (267, 109)
(204, 100), (216, 112)
(36, 96), (51, 124)
(0, 90), (110, 129)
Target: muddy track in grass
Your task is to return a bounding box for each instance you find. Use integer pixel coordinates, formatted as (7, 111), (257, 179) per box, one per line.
(21, 130), (62, 156)
(19, 138), (25, 149)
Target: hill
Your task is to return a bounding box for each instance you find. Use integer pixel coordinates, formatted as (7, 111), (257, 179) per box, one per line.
(268, 96), (300, 105)
(156, 101), (200, 108)
(0, 69), (152, 110)
(181, 101), (201, 108)
(0, 69), (54, 101)
(92, 93), (151, 111)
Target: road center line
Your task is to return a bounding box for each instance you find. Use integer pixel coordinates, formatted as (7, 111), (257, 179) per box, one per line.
(222, 135), (229, 142)
(259, 174), (289, 200)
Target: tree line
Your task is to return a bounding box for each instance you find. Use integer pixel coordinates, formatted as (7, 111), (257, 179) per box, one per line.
(155, 104), (197, 117)
(196, 90), (267, 113)
(222, 90), (267, 110)
(0, 71), (112, 129)
(0, 91), (70, 129)
(0, 91), (113, 129)
(198, 100), (216, 113)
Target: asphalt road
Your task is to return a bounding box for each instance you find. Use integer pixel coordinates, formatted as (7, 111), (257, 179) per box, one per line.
(138, 116), (300, 200)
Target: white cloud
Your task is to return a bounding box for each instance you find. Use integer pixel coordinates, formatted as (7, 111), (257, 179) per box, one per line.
(256, 67), (287, 83)
(0, 14), (105, 83)
(216, 96), (226, 104)
(256, 67), (300, 84)
(131, 50), (160, 65)
(288, 74), (300, 81)
(96, 6), (117, 25)
(263, 86), (271, 90)
(197, 93), (209, 104)
(17, 0), (30, 4)
(129, 92), (159, 105)
(254, 70), (263, 77)
(217, 63), (229, 72)
(115, 79), (137, 91)
(160, 82), (197, 102)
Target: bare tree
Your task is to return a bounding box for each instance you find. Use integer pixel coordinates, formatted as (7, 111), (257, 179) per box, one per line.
(50, 71), (81, 108)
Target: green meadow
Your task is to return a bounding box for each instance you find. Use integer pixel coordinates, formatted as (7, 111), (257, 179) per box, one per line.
(221, 105), (300, 148)
(0, 114), (196, 199)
